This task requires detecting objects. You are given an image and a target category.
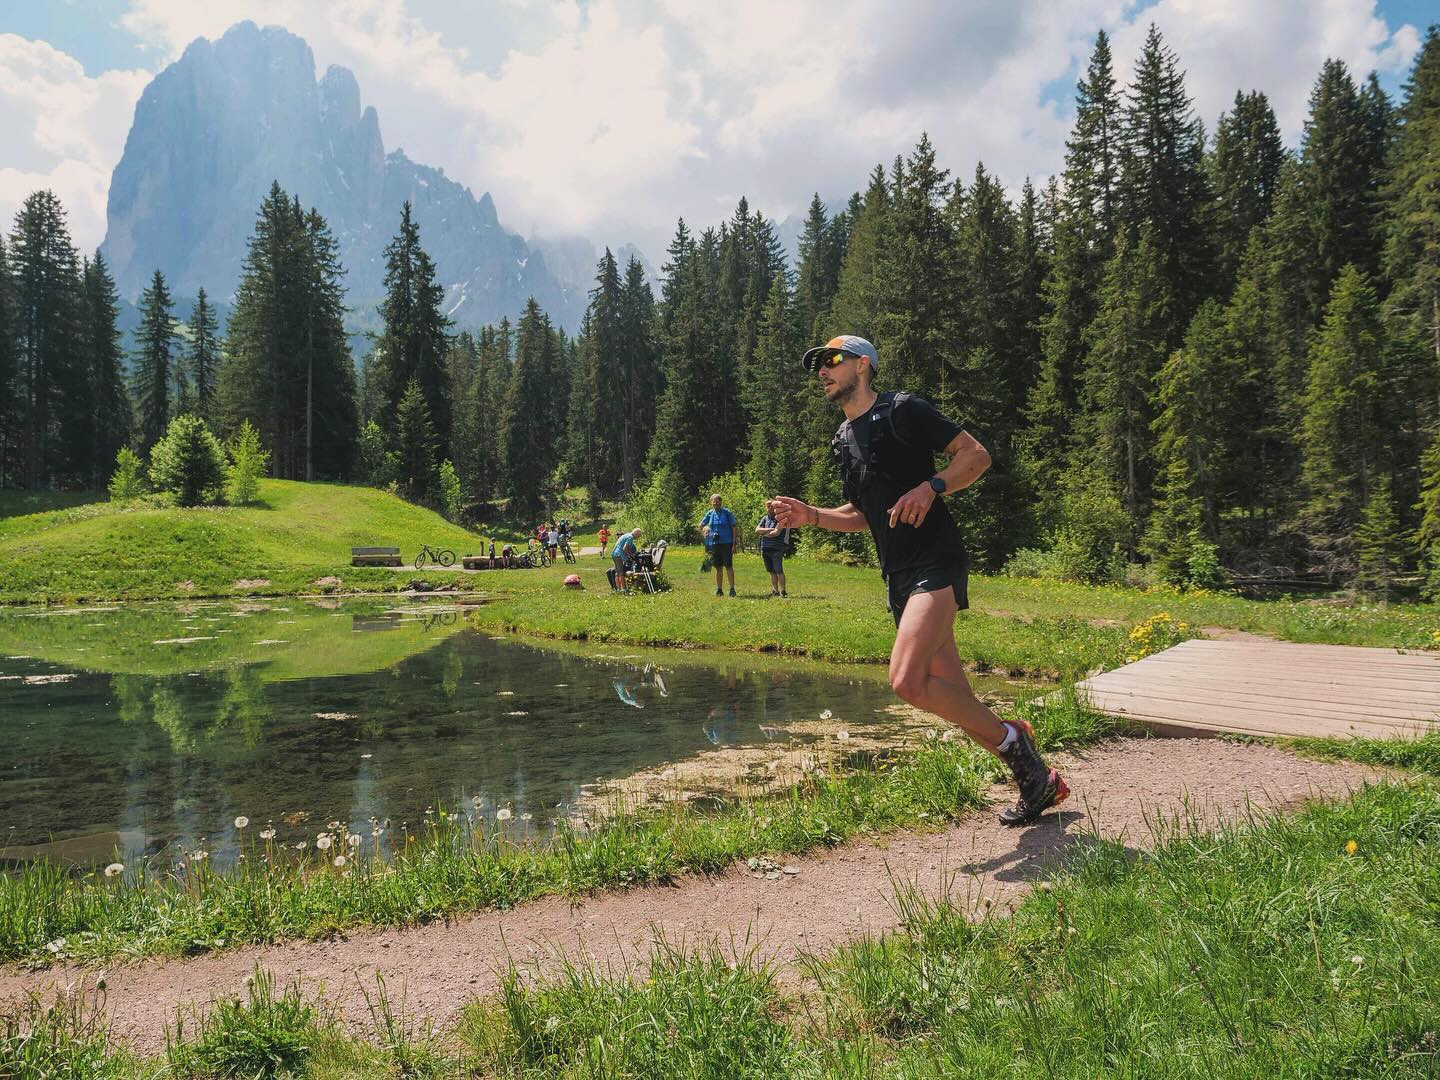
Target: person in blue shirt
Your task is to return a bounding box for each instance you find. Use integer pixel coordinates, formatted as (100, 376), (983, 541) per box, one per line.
(699, 493), (738, 597)
(756, 510), (789, 597)
(610, 527), (642, 593)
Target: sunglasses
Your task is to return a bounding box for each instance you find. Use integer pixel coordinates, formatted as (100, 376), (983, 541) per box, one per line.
(818, 351), (857, 369)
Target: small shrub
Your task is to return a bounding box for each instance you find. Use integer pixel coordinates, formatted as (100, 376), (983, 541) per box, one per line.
(167, 969), (320, 1078)
(619, 464), (688, 542)
(357, 420), (397, 488)
(148, 414), (227, 507)
(437, 459), (463, 522)
(225, 419), (269, 506)
(0, 992), (127, 1079)
(106, 446), (146, 502)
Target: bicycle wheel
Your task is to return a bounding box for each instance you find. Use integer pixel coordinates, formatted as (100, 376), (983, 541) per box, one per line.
(414, 550), (427, 570)
(563, 544), (576, 564)
(439, 549), (456, 567)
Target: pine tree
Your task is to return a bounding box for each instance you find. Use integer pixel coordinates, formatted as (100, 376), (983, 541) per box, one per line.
(1299, 60), (1391, 306)
(1066, 30), (1122, 247)
(0, 235), (16, 487)
(393, 377), (437, 503)
(869, 134), (955, 399)
(1209, 91), (1286, 284)
(1354, 473), (1409, 597)
(133, 269), (176, 454)
(378, 201), (452, 445)
(1382, 27), (1440, 396)
(793, 194), (837, 338)
(1024, 32), (1124, 495)
(827, 165), (890, 341)
(1150, 301), (1231, 542)
(1300, 265), (1393, 568)
(743, 273), (804, 497)
(186, 287), (220, 424)
(148, 414), (227, 507)
(617, 255), (660, 494)
(1081, 225), (1171, 527)
(79, 251), (130, 489)
(219, 185), (356, 480)
(500, 299), (560, 516)
(226, 419), (269, 505)
(9, 190), (82, 488)
(1117, 24), (1214, 338)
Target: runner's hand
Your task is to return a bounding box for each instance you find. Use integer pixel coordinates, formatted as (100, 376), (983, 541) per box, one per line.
(769, 496), (809, 528)
(887, 484), (935, 529)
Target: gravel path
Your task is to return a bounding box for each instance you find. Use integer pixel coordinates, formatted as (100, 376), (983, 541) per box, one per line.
(0, 738), (1384, 1054)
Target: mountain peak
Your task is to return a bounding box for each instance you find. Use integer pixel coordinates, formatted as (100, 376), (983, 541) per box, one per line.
(101, 21), (581, 332)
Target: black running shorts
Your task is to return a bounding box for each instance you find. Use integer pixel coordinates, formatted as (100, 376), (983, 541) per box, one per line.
(885, 561), (969, 626)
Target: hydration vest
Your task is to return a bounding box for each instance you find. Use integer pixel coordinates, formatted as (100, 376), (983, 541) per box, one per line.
(831, 391), (920, 504)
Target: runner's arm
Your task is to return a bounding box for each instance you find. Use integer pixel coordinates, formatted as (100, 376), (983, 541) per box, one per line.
(885, 431), (991, 528)
(768, 496), (868, 533)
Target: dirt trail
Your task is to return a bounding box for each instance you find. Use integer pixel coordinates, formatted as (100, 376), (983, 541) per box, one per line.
(0, 738), (1383, 1055)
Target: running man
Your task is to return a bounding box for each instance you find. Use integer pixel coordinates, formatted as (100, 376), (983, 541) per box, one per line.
(769, 335), (1068, 826)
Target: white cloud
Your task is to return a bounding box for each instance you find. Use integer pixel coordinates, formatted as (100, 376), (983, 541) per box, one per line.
(0, 0), (1423, 260)
(0, 34), (149, 251)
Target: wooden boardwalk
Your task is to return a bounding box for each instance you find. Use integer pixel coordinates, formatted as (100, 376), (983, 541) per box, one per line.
(1075, 638), (1440, 740)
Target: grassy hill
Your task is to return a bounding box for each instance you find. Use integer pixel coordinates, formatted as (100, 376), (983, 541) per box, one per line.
(0, 480), (492, 604)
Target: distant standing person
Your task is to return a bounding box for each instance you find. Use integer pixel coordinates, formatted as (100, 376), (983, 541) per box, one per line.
(611, 527), (642, 594)
(546, 525), (559, 561)
(598, 524), (610, 556)
(756, 509), (789, 597)
(769, 335), (1069, 826)
(700, 494), (737, 597)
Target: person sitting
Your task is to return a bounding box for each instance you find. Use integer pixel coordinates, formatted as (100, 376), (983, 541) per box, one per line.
(611, 527), (643, 593)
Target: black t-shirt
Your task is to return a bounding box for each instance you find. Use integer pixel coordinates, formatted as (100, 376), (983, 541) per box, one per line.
(836, 392), (967, 576)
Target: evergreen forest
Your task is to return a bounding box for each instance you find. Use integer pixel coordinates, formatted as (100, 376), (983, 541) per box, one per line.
(3, 25), (1439, 595)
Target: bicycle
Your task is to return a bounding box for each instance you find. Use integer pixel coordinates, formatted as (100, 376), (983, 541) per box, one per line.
(525, 538), (552, 567)
(414, 543), (456, 569)
(559, 537), (576, 564)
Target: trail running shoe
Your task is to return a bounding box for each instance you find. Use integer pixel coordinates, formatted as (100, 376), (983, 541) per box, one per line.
(996, 718), (1070, 826)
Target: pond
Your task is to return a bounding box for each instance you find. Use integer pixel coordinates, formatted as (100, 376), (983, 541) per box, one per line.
(0, 599), (1033, 869)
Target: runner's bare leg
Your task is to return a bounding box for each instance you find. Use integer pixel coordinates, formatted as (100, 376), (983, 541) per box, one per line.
(888, 588), (1008, 751)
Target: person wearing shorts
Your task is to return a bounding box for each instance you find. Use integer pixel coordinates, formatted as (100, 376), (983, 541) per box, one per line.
(700, 494), (737, 596)
(756, 510), (788, 596)
(769, 334), (1069, 827)
(611, 527), (642, 593)
(598, 524), (610, 556)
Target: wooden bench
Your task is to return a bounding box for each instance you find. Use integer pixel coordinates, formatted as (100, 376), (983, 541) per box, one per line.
(352, 546), (402, 567)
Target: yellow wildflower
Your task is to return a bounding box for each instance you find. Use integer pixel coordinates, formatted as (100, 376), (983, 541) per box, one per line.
(1344, 839), (1358, 855)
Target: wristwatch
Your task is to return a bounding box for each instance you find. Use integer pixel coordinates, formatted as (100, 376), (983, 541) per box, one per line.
(928, 476), (947, 494)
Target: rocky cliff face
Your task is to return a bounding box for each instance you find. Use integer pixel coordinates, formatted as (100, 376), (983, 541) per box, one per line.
(101, 21), (582, 333)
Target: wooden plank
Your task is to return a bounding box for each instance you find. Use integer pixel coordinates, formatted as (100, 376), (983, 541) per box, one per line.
(1084, 670), (1440, 709)
(1078, 679), (1440, 722)
(1077, 681), (1440, 726)
(1079, 689), (1433, 739)
(1081, 684), (1437, 734)
(351, 546), (401, 556)
(1157, 640), (1440, 668)
(1086, 708), (1425, 741)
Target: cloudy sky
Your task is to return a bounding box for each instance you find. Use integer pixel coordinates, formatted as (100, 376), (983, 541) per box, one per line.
(0, 0), (1430, 263)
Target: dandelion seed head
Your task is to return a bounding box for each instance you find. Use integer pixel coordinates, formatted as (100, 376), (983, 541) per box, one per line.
(348, 834), (361, 847)
(259, 828), (276, 840)
(333, 855), (347, 867)
(233, 816), (249, 829)
(104, 862), (124, 878)
(496, 808), (513, 821)
(316, 835), (333, 851)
